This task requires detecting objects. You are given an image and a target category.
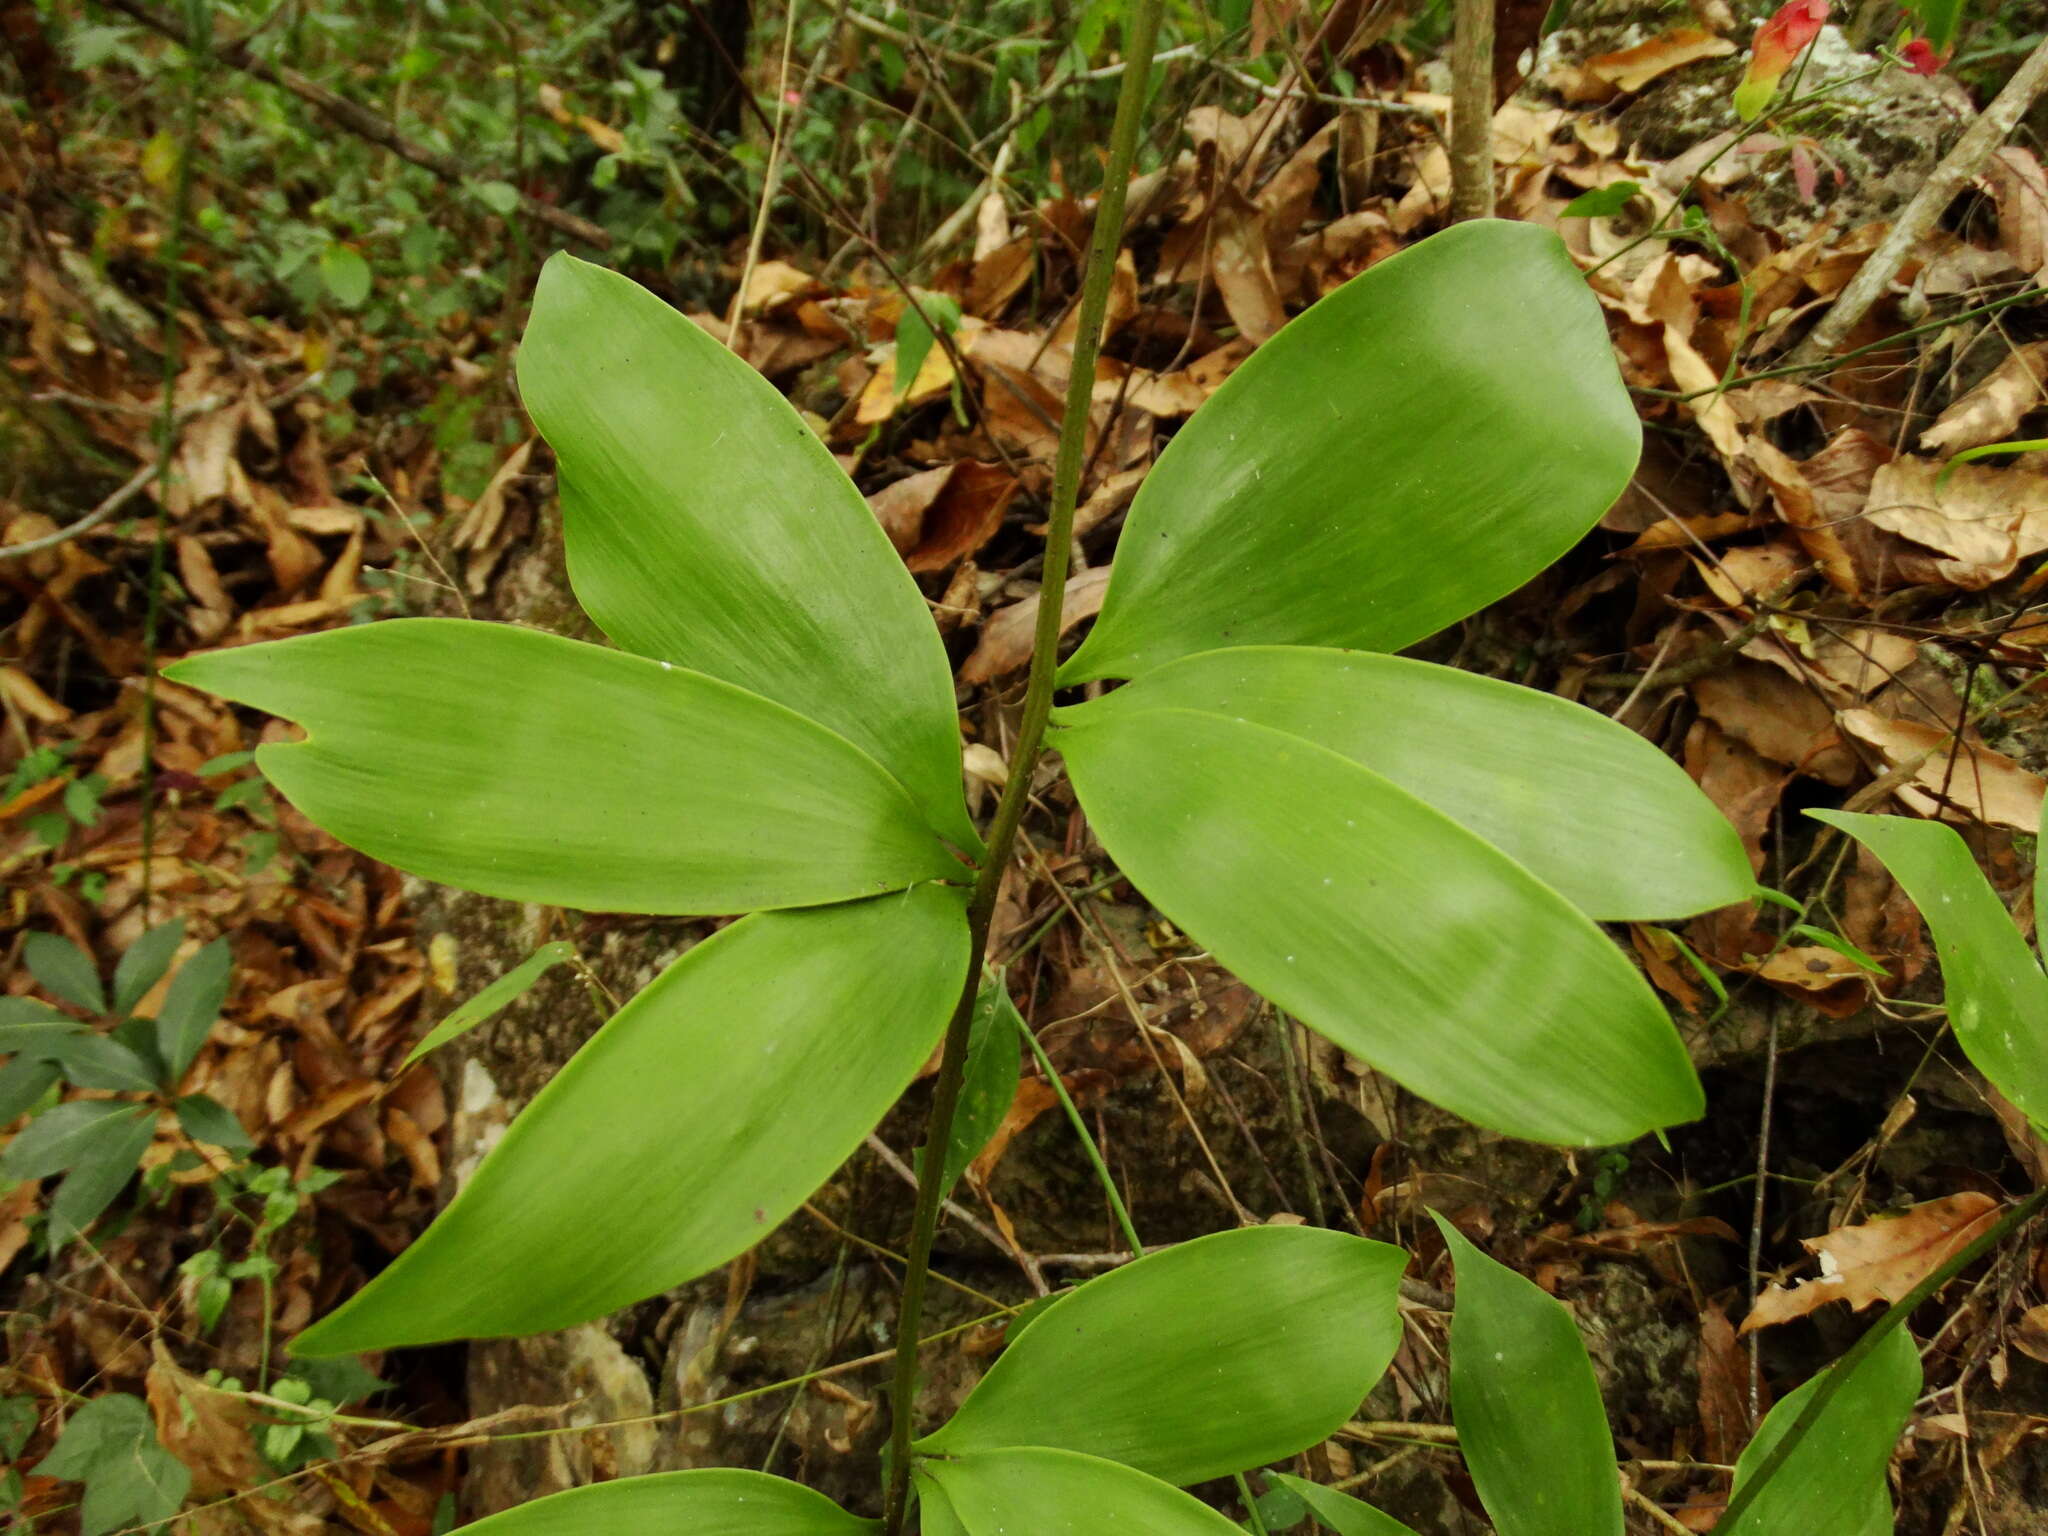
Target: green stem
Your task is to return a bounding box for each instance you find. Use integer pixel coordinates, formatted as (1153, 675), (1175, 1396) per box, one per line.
(1711, 1184), (2048, 1532)
(878, 4), (1162, 1530)
(1014, 1005), (1144, 1257)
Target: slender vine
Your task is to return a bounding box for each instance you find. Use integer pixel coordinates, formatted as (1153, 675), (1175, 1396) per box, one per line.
(879, 2), (1163, 1527)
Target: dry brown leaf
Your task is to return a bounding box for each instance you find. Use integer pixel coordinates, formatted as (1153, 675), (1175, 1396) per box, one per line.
(1838, 707), (2045, 830)
(1207, 183), (1289, 343)
(967, 236), (1034, 319)
(1920, 342), (2048, 454)
(1744, 437), (1863, 598)
(148, 1343), (271, 1499)
(1865, 457), (2048, 587)
(1986, 147), (2048, 287)
(2016, 1304), (2048, 1365)
(738, 260), (824, 316)
(1630, 924), (1703, 1012)
(1741, 1193), (2000, 1333)
(1696, 1303), (1752, 1464)
(866, 460), (1019, 573)
(1756, 945), (1873, 1015)
(961, 567), (1112, 685)
(1692, 663), (1855, 784)
(1586, 28), (1736, 93)
(967, 1077), (1059, 1184)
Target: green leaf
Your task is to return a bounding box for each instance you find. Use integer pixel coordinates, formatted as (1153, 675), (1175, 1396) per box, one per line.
(0, 1013), (86, 1053)
(176, 1093), (253, 1150)
(1, 1099), (144, 1180)
(1432, 1214), (1620, 1536)
(1905, 0), (1962, 55)
(517, 253), (978, 852)
(0, 1395), (37, 1459)
(292, 884), (968, 1355)
(918, 1226), (1404, 1485)
(430, 1468), (874, 1533)
(1063, 647), (1752, 920)
(154, 936), (233, 1082)
(1059, 222), (1639, 683)
(319, 245), (372, 309)
(1786, 924), (1887, 974)
(935, 973), (1024, 1196)
(113, 920), (185, 1017)
(25, 932), (105, 1014)
(1560, 181), (1641, 218)
(1809, 811), (2048, 1125)
(1057, 707), (1702, 1145)
(166, 619), (962, 917)
(916, 1480), (969, 1536)
(45, 1033), (159, 1092)
(1718, 1327), (1920, 1536)
(0, 1057), (62, 1123)
(921, 1448), (1244, 1535)
(1270, 1474), (1420, 1536)
(33, 1393), (191, 1536)
(474, 179), (522, 216)
(403, 941), (578, 1068)
(51, 1106), (155, 1239)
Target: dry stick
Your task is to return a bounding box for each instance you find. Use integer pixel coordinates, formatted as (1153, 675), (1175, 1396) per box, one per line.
(102, 0), (612, 251)
(876, 2), (1163, 1528)
(1789, 33), (2048, 366)
(1447, 0), (1495, 222)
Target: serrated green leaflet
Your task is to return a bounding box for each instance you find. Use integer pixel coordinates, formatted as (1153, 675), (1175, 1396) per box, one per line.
(166, 620), (962, 917)
(1271, 1473), (1420, 1536)
(922, 1449), (1244, 1535)
(293, 884), (968, 1355)
(1717, 1326), (1919, 1536)
(1433, 1214), (1621, 1536)
(1809, 810), (2048, 1125)
(454, 1468), (875, 1533)
(518, 254), (978, 853)
(918, 1226), (1404, 1485)
(1058, 221), (1638, 683)
(1057, 707), (1703, 1145)
(1061, 646), (1752, 920)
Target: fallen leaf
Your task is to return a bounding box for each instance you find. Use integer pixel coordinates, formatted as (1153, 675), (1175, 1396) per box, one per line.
(1696, 1302), (1753, 1463)
(2015, 1304), (2048, 1365)
(1986, 148), (2048, 287)
(867, 460), (1020, 572)
(1838, 707), (2046, 830)
(1587, 27), (1737, 93)
(1692, 663), (1856, 784)
(1864, 457), (2048, 587)
(1920, 342), (2048, 454)
(1741, 1192), (2000, 1332)
(960, 567), (1112, 684)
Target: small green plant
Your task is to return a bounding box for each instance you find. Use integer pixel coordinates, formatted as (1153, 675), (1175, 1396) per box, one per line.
(1, 921), (239, 1246)
(26, 1392), (188, 1536)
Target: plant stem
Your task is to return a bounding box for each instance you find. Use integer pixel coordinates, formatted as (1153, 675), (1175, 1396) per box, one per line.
(878, 4), (1162, 1529)
(1015, 1007), (1144, 1257)
(1711, 1184), (2048, 1532)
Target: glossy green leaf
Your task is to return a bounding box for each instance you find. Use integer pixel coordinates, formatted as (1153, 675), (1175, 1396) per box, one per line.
(519, 253), (977, 851)
(403, 941), (578, 1068)
(1718, 1326), (1919, 1536)
(1271, 1473), (1420, 1536)
(918, 1225), (1404, 1485)
(1058, 707), (1703, 1145)
(166, 619), (961, 917)
(914, 1480), (967, 1536)
(112, 920), (184, 1016)
(1063, 647), (1752, 920)
(1, 1099), (143, 1180)
(293, 884), (968, 1355)
(1059, 221), (1638, 683)
(1809, 811), (2048, 1126)
(155, 937), (232, 1081)
(25, 932), (105, 1014)
(51, 1106), (154, 1239)
(1433, 1214), (1620, 1536)
(431, 1469), (874, 1534)
(921, 1448), (1244, 1536)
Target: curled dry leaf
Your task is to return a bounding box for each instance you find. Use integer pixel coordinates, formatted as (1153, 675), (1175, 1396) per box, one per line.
(1920, 341), (2048, 455)
(1587, 27), (1738, 94)
(867, 460), (1020, 572)
(1692, 663), (1856, 785)
(960, 566), (1112, 685)
(1985, 148), (2048, 287)
(1741, 1192), (2000, 1333)
(1863, 457), (2048, 587)
(1837, 708), (2046, 831)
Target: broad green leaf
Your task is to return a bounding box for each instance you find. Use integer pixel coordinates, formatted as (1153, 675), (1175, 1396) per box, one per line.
(518, 254), (978, 852)
(446, 1468), (874, 1534)
(1718, 1326), (1919, 1536)
(1, 1099), (143, 1180)
(1063, 647), (1752, 920)
(293, 884), (968, 1355)
(0, 1015), (86, 1053)
(1906, 0), (1962, 54)
(319, 245), (372, 309)
(918, 1225), (1404, 1485)
(51, 1106), (154, 1239)
(923, 1448), (1245, 1536)
(1809, 811), (2048, 1125)
(1560, 181), (1640, 218)
(25, 932), (105, 1014)
(0, 1057), (61, 1122)
(113, 919), (184, 1016)
(403, 941), (578, 1067)
(934, 972), (1024, 1197)
(154, 937), (232, 1081)
(914, 1479), (968, 1536)
(1059, 221), (1638, 683)
(0, 997), (74, 1026)
(166, 619), (962, 917)
(1058, 707), (1702, 1144)
(1271, 1473), (1420, 1536)
(175, 1093), (253, 1150)
(45, 1034), (158, 1092)
(34, 1392), (191, 1536)
(1433, 1214), (1620, 1536)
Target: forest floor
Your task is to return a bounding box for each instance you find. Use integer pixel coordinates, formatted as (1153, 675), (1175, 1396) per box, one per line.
(5, 2), (2048, 1532)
